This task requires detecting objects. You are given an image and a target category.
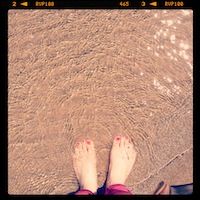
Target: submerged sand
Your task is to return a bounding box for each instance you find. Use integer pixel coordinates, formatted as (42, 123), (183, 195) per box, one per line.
(8, 10), (193, 194)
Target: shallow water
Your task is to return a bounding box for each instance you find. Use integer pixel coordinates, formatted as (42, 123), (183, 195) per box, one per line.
(8, 10), (193, 194)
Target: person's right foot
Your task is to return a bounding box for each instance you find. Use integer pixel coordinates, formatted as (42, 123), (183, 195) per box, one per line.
(72, 139), (98, 193)
(106, 135), (137, 187)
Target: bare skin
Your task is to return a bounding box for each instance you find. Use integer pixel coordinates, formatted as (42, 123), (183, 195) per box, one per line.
(72, 139), (98, 193)
(106, 135), (137, 187)
(72, 136), (137, 193)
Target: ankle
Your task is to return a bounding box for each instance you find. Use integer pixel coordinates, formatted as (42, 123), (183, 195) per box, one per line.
(106, 176), (125, 188)
(80, 184), (97, 194)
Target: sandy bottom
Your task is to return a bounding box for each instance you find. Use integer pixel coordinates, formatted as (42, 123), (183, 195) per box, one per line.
(8, 10), (193, 194)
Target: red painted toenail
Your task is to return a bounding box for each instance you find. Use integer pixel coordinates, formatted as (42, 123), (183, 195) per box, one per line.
(75, 142), (80, 147)
(86, 140), (91, 144)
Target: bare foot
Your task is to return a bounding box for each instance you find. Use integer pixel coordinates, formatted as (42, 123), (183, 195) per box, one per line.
(72, 139), (98, 193)
(106, 135), (137, 187)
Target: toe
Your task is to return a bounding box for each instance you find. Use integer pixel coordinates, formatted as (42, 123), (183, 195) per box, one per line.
(74, 142), (81, 155)
(119, 136), (126, 147)
(132, 146), (137, 156)
(86, 139), (94, 151)
(72, 152), (76, 160)
(124, 136), (130, 146)
(129, 145), (137, 161)
(113, 135), (121, 148)
(125, 137), (132, 149)
(81, 140), (87, 152)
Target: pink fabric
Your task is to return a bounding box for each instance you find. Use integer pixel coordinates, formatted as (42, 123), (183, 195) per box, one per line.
(75, 184), (132, 195)
(105, 184), (132, 195)
(75, 189), (94, 195)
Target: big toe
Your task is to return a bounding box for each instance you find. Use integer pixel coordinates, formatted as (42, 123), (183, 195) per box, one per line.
(86, 139), (95, 152)
(113, 135), (121, 148)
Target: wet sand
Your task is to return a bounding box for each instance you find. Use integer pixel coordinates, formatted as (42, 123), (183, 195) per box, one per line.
(8, 10), (193, 194)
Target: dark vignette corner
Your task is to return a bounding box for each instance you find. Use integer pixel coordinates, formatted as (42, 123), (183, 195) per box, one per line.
(0, 6), (8, 197)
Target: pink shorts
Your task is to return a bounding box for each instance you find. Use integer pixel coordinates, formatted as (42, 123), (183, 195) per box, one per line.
(75, 184), (132, 195)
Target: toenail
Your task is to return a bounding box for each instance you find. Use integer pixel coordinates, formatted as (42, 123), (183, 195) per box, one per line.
(86, 140), (91, 144)
(75, 142), (80, 147)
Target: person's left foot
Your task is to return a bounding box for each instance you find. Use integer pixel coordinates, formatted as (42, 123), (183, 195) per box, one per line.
(106, 135), (137, 187)
(72, 139), (98, 193)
